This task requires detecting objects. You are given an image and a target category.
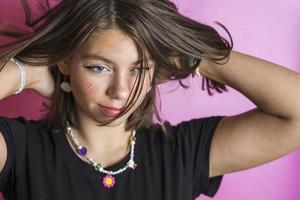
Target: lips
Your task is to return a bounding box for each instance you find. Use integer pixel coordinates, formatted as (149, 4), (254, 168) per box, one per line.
(99, 105), (123, 117)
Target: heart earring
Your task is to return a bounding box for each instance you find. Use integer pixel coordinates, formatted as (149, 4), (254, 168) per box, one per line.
(60, 76), (72, 92)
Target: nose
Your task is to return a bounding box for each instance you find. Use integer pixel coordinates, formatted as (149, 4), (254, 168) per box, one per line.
(106, 71), (131, 101)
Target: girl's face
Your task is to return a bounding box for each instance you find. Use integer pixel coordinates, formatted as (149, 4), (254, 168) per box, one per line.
(59, 28), (155, 126)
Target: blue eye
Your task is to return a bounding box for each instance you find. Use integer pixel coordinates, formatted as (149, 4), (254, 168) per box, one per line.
(131, 67), (141, 73)
(131, 66), (151, 73)
(85, 65), (151, 73)
(86, 65), (109, 73)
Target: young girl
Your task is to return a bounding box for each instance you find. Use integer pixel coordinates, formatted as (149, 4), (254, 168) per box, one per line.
(0, 0), (300, 199)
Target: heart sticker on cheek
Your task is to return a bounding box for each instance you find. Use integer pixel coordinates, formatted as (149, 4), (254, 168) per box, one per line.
(85, 80), (95, 89)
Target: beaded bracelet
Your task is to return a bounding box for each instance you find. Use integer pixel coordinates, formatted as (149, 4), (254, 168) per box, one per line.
(10, 58), (26, 94)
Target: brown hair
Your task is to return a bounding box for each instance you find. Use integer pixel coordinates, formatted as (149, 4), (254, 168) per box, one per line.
(0, 0), (233, 132)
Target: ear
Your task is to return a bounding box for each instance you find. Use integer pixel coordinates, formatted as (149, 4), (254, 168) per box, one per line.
(57, 60), (71, 76)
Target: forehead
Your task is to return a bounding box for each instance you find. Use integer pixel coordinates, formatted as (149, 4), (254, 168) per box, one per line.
(79, 28), (142, 64)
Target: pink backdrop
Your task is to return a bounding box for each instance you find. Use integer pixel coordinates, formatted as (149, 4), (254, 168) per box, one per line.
(1, 0), (300, 199)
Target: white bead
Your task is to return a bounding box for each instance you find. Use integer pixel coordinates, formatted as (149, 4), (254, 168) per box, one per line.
(128, 160), (135, 169)
(10, 58), (26, 94)
(65, 126), (137, 175)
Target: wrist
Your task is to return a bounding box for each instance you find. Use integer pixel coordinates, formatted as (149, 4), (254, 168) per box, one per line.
(197, 59), (227, 84)
(24, 65), (41, 90)
(9, 59), (38, 92)
(10, 58), (26, 94)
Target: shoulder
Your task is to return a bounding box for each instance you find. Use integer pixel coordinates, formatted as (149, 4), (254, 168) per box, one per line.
(0, 115), (44, 130)
(0, 116), (55, 193)
(154, 116), (224, 139)
(139, 116), (224, 148)
(0, 116), (47, 138)
(0, 116), (51, 150)
(172, 116), (224, 131)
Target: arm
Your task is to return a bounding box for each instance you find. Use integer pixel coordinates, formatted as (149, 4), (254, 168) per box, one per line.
(0, 60), (32, 173)
(199, 51), (300, 178)
(0, 131), (6, 173)
(0, 60), (52, 173)
(0, 61), (54, 100)
(0, 60), (36, 100)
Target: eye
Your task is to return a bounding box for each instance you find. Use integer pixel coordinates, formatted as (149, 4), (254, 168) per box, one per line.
(86, 65), (110, 73)
(130, 66), (151, 73)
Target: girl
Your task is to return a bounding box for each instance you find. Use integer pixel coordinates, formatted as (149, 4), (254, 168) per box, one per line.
(0, 0), (300, 199)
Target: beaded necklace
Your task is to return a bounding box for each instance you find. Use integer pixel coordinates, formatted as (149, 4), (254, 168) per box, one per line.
(65, 121), (137, 188)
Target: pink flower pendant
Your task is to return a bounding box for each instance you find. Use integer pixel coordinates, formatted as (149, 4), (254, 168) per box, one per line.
(103, 174), (116, 188)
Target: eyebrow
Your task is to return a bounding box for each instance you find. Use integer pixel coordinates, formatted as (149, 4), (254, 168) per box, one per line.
(82, 54), (153, 66)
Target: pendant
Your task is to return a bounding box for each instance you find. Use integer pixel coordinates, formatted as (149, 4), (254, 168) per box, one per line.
(127, 160), (137, 169)
(103, 174), (116, 188)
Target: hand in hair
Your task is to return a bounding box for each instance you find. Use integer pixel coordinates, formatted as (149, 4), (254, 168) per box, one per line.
(0, 61), (54, 100)
(28, 65), (55, 99)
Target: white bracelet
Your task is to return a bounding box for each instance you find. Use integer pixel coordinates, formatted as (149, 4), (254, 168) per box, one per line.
(10, 57), (26, 94)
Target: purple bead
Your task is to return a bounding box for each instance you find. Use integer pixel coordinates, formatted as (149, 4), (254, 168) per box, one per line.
(76, 146), (87, 156)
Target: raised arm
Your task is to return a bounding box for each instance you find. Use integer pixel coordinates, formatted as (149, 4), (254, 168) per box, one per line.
(0, 130), (7, 173)
(199, 51), (300, 178)
(0, 60), (25, 172)
(0, 60), (29, 172)
(0, 60), (54, 100)
(0, 60), (51, 173)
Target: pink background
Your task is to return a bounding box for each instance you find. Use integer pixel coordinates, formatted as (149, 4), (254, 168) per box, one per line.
(1, 0), (300, 199)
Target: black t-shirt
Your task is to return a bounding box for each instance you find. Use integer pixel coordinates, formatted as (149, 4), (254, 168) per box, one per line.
(0, 115), (223, 200)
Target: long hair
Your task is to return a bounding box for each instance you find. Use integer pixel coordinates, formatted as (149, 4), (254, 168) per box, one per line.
(0, 0), (233, 132)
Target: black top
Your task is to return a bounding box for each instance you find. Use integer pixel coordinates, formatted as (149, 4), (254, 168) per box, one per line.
(0, 115), (223, 200)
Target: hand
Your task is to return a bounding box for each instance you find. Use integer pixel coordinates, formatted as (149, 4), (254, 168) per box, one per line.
(26, 65), (55, 99)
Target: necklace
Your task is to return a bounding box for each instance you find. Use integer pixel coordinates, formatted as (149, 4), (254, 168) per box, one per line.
(65, 121), (137, 188)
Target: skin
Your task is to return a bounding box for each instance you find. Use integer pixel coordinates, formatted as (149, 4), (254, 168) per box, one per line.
(200, 51), (300, 177)
(85, 80), (96, 90)
(1, 25), (300, 181)
(57, 28), (155, 167)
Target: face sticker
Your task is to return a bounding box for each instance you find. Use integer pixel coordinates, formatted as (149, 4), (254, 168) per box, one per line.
(85, 80), (95, 89)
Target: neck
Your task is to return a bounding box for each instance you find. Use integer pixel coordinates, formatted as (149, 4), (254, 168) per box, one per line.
(70, 109), (133, 154)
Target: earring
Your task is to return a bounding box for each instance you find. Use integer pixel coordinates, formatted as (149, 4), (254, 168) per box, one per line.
(60, 76), (72, 92)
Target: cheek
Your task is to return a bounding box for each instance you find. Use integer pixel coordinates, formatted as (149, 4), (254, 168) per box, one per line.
(85, 80), (96, 90)
(70, 75), (99, 101)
